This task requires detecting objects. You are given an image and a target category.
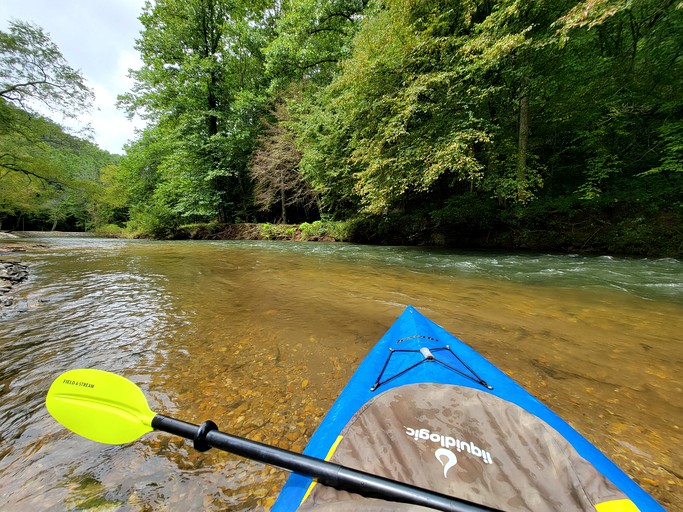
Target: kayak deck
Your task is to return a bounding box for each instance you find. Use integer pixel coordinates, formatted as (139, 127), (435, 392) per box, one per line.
(273, 306), (663, 511)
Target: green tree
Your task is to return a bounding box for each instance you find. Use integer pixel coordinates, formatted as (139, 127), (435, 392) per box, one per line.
(88, 163), (129, 228)
(0, 102), (118, 230)
(0, 20), (93, 118)
(553, 0), (683, 185)
(293, 0), (682, 217)
(296, 0), (499, 213)
(263, 0), (368, 218)
(265, 0), (367, 88)
(0, 20), (93, 187)
(116, 124), (181, 236)
(120, 0), (275, 225)
(0, 20), (111, 230)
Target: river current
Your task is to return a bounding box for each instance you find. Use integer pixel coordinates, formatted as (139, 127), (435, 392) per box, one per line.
(0, 236), (681, 510)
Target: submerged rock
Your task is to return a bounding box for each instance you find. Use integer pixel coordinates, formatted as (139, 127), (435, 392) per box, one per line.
(0, 261), (29, 313)
(0, 261), (28, 284)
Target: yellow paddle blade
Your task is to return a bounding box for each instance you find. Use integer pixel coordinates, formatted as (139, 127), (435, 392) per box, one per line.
(46, 369), (156, 444)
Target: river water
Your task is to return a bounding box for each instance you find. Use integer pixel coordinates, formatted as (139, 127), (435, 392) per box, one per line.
(1, 236), (681, 511)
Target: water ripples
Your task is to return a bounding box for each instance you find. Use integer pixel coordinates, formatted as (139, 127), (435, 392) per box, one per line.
(1, 237), (680, 510)
(222, 242), (682, 303)
(0, 246), (183, 510)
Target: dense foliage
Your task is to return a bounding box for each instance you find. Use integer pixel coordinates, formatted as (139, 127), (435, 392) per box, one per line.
(117, 0), (276, 234)
(0, 21), (119, 231)
(3, 2), (682, 255)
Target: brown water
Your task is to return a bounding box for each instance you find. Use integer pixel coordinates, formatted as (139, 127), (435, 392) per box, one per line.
(1, 237), (681, 511)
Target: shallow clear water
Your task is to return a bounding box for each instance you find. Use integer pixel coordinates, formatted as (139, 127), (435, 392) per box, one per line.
(1, 237), (681, 511)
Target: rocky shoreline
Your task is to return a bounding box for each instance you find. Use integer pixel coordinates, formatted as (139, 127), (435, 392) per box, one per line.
(0, 234), (43, 314)
(0, 260), (29, 307)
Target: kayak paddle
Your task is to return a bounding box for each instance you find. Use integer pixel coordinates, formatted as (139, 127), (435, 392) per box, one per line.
(46, 368), (499, 512)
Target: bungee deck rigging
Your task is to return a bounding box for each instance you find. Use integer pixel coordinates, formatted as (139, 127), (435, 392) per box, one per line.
(371, 344), (493, 392)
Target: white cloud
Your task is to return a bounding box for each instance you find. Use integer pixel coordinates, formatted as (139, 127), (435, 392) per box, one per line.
(90, 79), (145, 156)
(0, 0), (147, 154)
(88, 49), (146, 154)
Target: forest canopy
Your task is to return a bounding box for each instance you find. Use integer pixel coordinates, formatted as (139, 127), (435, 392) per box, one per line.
(3, 1), (682, 255)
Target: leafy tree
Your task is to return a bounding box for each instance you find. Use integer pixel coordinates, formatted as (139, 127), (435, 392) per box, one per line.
(0, 20), (93, 118)
(88, 163), (129, 228)
(292, 83), (362, 218)
(116, 123), (181, 234)
(554, 0), (683, 182)
(265, 0), (367, 88)
(120, 0), (275, 224)
(259, 0), (368, 219)
(295, 0), (499, 213)
(291, 0), (682, 217)
(0, 101), (117, 230)
(1, 20), (94, 187)
(0, 20), (116, 231)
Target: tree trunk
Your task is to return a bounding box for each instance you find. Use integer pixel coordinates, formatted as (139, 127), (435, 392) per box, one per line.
(280, 187), (287, 224)
(517, 91), (529, 200)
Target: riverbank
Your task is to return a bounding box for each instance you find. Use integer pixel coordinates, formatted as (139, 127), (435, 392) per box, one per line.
(0, 239), (31, 314)
(9, 197), (681, 259)
(173, 221), (343, 243)
(159, 176), (683, 258)
(166, 209), (682, 258)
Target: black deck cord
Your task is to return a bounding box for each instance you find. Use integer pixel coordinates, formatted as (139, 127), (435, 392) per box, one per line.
(371, 345), (493, 392)
(151, 415), (502, 512)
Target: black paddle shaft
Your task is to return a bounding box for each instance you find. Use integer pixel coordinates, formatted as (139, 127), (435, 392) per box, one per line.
(151, 414), (500, 512)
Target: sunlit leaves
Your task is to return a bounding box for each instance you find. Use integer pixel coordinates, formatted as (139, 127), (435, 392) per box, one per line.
(299, 0), (503, 212)
(554, 0), (631, 37)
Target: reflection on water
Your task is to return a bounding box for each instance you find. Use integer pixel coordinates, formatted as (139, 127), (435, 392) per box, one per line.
(0, 238), (681, 511)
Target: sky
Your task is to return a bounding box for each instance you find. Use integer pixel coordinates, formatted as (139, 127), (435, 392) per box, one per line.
(0, 0), (147, 154)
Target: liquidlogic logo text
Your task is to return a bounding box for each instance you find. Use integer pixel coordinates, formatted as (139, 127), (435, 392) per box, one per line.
(405, 426), (494, 478)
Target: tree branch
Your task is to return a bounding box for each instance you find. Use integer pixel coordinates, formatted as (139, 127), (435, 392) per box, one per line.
(0, 154), (64, 187)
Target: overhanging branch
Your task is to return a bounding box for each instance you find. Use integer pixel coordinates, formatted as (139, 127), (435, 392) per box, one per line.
(0, 156), (65, 187)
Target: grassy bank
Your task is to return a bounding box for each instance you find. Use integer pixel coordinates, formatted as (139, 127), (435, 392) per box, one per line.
(173, 220), (351, 243)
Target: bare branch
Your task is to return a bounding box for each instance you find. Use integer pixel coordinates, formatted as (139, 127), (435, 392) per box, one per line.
(250, 102), (317, 222)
